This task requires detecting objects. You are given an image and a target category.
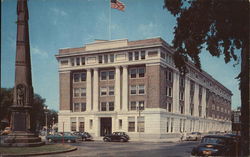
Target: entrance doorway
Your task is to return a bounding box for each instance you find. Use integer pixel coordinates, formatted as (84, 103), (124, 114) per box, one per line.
(100, 118), (112, 136)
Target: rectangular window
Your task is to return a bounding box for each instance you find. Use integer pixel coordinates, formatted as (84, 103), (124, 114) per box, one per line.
(76, 57), (80, 66)
(90, 119), (93, 129)
(138, 85), (145, 95)
(134, 51), (139, 60)
(71, 58), (75, 66)
(109, 102), (114, 111)
(73, 73), (80, 82)
(168, 71), (172, 82)
(104, 54), (108, 63)
(179, 91), (184, 100)
(98, 55), (103, 64)
(171, 118), (174, 132)
(130, 69), (137, 78)
(138, 101), (145, 110)
(119, 119), (122, 129)
(110, 54), (114, 63)
(166, 87), (172, 97)
(74, 88), (80, 97)
(166, 118), (169, 132)
(180, 78), (185, 87)
(141, 51), (145, 60)
(60, 60), (68, 66)
(100, 87), (107, 96)
(108, 86), (114, 95)
(79, 122), (84, 132)
(128, 117), (135, 132)
(130, 85), (137, 95)
(138, 67), (145, 77)
(130, 101), (137, 110)
(137, 116), (144, 132)
(81, 57), (85, 65)
(101, 71), (107, 80)
(74, 103), (80, 112)
(81, 72), (86, 81)
(108, 71), (115, 80)
(101, 102), (107, 111)
(81, 88), (86, 97)
(81, 103), (86, 111)
(70, 117), (77, 131)
(168, 103), (172, 112)
(128, 52), (133, 61)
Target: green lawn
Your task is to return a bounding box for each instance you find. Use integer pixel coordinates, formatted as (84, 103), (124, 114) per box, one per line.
(0, 144), (75, 155)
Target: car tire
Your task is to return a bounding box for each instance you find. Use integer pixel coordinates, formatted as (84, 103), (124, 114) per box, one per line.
(103, 138), (109, 142)
(120, 138), (125, 142)
(48, 139), (52, 143)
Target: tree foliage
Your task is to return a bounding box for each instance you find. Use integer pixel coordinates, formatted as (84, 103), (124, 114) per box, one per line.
(163, 0), (249, 155)
(164, 0), (249, 74)
(0, 88), (58, 131)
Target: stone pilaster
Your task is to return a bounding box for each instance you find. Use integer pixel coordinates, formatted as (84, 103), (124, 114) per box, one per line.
(122, 66), (128, 111)
(184, 77), (190, 115)
(93, 68), (99, 111)
(115, 66), (121, 111)
(86, 68), (92, 111)
(172, 72), (179, 113)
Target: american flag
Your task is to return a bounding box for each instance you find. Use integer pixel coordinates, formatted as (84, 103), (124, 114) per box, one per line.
(111, 0), (125, 11)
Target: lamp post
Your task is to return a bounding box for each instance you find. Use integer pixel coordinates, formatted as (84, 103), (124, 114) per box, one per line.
(137, 103), (144, 140)
(52, 117), (55, 134)
(43, 106), (49, 137)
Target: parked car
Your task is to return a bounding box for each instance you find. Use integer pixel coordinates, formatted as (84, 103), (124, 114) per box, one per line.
(46, 132), (78, 143)
(103, 132), (129, 142)
(73, 132), (93, 141)
(191, 135), (239, 156)
(186, 132), (202, 141)
(1, 127), (11, 135)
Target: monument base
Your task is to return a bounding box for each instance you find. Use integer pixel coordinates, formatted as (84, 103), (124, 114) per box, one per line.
(2, 131), (44, 147)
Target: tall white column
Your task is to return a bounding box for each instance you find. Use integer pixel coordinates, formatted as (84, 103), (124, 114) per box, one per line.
(122, 66), (128, 111)
(194, 83), (199, 116)
(86, 68), (92, 111)
(115, 66), (121, 111)
(184, 78), (190, 115)
(93, 68), (99, 111)
(202, 87), (206, 118)
(172, 71), (179, 113)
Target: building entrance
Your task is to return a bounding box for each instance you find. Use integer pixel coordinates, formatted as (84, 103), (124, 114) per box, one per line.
(100, 118), (112, 136)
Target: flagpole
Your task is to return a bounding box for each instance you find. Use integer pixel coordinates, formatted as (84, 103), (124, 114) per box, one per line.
(109, 0), (111, 40)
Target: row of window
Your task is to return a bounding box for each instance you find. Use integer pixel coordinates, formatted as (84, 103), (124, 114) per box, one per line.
(100, 86), (114, 96)
(130, 85), (145, 95)
(100, 102), (114, 111)
(128, 116), (145, 132)
(129, 101), (145, 111)
(128, 51), (146, 61)
(73, 67), (145, 83)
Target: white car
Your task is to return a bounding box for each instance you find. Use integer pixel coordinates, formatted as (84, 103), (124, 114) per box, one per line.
(186, 132), (202, 141)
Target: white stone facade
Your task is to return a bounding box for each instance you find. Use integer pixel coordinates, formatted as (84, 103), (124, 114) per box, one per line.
(56, 38), (232, 140)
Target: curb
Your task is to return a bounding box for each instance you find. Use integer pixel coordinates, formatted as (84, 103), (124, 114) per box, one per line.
(1, 145), (77, 157)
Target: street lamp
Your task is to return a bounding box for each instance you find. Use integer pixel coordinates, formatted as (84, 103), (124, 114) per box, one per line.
(43, 106), (49, 137)
(52, 117), (55, 134)
(137, 102), (144, 140)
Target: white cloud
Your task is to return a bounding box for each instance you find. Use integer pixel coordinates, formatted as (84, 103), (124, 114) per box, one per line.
(50, 8), (68, 16)
(31, 46), (48, 58)
(138, 22), (159, 38)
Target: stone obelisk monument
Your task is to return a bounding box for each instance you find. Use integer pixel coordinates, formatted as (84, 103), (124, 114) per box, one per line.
(3, 0), (44, 147)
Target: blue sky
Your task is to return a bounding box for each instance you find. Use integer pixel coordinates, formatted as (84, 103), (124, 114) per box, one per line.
(1, 0), (240, 111)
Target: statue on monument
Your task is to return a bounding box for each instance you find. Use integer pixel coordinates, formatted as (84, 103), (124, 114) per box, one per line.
(16, 84), (25, 106)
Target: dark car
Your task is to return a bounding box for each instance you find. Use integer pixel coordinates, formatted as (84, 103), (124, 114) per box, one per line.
(46, 132), (78, 143)
(73, 132), (93, 141)
(103, 132), (129, 142)
(191, 135), (238, 156)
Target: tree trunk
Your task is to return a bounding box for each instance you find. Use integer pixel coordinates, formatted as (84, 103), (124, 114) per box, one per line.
(240, 42), (249, 156)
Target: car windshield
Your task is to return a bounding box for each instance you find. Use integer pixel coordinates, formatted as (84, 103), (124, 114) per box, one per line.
(201, 137), (226, 145)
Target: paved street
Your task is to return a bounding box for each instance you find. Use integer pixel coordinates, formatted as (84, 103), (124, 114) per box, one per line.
(40, 140), (199, 157)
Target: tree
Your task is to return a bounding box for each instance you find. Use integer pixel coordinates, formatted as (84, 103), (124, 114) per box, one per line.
(163, 0), (249, 155)
(0, 88), (58, 132)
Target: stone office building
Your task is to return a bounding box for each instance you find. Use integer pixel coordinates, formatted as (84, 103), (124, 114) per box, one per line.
(55, 37), (232, 139)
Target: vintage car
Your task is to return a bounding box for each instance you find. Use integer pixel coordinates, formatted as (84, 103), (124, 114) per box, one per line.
(73, 132), (93, 141)
(191, 135), (239, 156)
(186, 132), (202, 141)
(46, 132), (78, 143)
(103, 132), (129, 142)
